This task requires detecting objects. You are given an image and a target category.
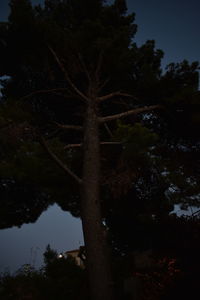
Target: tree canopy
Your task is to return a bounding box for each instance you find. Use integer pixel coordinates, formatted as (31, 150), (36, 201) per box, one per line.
(0, 0), (199, 254)
(0, 0), (200, 298)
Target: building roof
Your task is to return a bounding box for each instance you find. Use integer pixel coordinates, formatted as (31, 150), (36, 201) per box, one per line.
(65, 249), (80, 254)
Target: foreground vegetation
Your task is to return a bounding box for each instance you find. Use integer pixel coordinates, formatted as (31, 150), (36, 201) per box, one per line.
(1, 214), (200, 300)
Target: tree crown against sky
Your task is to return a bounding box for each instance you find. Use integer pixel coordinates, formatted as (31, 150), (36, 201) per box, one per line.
(0, 0), (199, 227)
(0, 1), (200, 298)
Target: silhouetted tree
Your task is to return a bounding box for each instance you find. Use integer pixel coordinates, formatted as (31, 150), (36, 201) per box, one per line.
(0, 1), (199, 299)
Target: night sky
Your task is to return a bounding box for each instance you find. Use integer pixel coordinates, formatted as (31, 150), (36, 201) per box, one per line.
(0, 205), (84, 272)
(1, 0), (200, 66)
(128, 0), (200, 67)
(0, 0), (200, 272)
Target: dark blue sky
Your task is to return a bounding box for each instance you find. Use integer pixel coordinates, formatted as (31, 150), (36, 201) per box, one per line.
(0, 205), (84, 272)
(128, 0), (200, 67)
(0, 0), (200, 67)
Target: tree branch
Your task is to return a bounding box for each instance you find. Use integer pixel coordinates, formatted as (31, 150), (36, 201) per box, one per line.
(48, 46), (89, 103)
(192, 209), (200, 217)
(64, 141), (122, 149)
(64, 143), (82, 149)
(99, 105), (163, 123)
(100, 142), (122, 146)
(21, 88), (70, 101)
(54, 122), (83, 131)
(104, 123), (114, 138)
(95, 50), (104, 82)
(98, 91), (135, 102)
(77, 53), (91, 83)
(50, 92), (81, 100)
(39, 136), (82, 184)
(99, 78), (110, 90)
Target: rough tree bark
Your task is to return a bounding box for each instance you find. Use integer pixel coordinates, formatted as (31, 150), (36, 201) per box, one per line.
(81, 98), (114, 300)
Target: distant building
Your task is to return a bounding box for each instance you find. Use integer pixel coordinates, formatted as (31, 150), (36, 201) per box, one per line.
(65, 246), (85, 268)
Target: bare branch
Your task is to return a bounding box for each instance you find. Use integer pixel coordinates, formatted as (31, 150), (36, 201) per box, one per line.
(104, 123), (114, 138)
(54, 122), (83, 131)
(99, 105), (163, 123)
(98, 91), (135, 102)
(77, 53), (91, 83)
(64, 143), (82, 149)
(100, 142), (122, 146)
(64, 141), (122, 149)
(51, 92), (80, 100)
(95, 50), (104, 82)
(21, 88), (69, 101)
(39, 136), (82, 184)
(98, 77), (110, 92)
(48, 46), (89, 103)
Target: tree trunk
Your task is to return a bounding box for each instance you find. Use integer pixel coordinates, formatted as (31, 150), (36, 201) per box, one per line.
(81, 100), (114, 300)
